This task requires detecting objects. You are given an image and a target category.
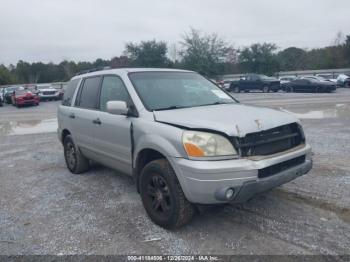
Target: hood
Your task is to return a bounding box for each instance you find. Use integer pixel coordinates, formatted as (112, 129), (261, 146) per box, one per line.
(154, 103), (298, 137)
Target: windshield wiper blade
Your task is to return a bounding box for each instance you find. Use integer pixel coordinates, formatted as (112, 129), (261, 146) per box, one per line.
(154, 105), (189, 111)
(198, 101), (234, 107)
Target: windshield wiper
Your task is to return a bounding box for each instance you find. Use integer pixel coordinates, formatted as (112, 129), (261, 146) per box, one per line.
(198, 101), (235, 107)
(154, 105), (189, 111)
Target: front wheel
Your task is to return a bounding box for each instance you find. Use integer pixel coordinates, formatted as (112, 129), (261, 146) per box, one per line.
(140, 159), (195, 229)
(232, 86), (240, 93)
(63, 135), (90, 174)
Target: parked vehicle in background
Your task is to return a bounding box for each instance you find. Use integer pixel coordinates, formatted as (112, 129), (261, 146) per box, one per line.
(0, 91), (3, 106)
(279, 76), (297, 85)
(316, 74), (338, 83)
(215, 80), (225, 89)
(11, 88), (39, 107)
(337, 74), (350, 88)
(36, 84), (60, 101)
(303, 75), (337, 84)
(51, 82), (68, 100)
(229, 74), (280, 93)
(214, 80), (232, 90)
(3, 86), (20, 104)
(56, 85), (66, 100)
(282, 78), (337, 93)
(58, 68), (312, 229)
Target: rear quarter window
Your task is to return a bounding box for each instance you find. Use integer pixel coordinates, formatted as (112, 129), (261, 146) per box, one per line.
(62, 79), (80, 106)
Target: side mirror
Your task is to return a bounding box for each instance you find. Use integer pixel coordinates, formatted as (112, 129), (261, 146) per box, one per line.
(106, 101), (129, 115)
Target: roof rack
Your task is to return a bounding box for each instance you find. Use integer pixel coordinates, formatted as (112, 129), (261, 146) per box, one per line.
(76, 66), (111, 76)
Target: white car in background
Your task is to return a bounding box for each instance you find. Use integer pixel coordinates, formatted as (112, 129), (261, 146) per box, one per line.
(316, 74), (338, 83)
(337, 74), (350, 87)
(36, 84), (60, 101)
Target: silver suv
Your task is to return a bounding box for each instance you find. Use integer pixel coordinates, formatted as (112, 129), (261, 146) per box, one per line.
(57, 68), (312, 229)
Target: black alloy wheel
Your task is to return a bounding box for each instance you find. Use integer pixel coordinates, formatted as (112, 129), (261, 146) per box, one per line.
(140, 159), (195, 229)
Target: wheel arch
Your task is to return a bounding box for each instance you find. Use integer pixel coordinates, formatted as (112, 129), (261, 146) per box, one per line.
(134, 148), (168, 193)
(133, 134), (185, 193)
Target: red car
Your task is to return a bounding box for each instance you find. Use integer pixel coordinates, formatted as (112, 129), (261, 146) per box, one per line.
(11, 89), (40, 107)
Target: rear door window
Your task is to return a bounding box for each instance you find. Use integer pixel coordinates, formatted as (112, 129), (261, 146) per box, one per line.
(76, 77), (101, 109)
(62, 79), (80, 106)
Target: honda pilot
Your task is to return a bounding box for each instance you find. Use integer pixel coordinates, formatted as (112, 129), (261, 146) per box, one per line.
(57, 68), (312, 229)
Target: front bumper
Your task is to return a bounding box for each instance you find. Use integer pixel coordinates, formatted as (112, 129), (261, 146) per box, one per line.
(171, 144), (312, 204)
(39, 93), (59, 100)
(16, 99), (38, 105)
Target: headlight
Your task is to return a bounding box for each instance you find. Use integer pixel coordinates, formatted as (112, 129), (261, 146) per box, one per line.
(182, 131), (237, 158)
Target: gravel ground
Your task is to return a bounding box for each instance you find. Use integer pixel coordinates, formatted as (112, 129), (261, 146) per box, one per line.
(0, 89), (349, 255)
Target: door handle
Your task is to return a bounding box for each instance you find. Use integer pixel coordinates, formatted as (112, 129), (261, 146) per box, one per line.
(69, 113), (75, 119)
(92, 118), (101, 125)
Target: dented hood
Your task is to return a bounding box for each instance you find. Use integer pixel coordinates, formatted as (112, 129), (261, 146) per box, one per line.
(154, 103), (298, 137)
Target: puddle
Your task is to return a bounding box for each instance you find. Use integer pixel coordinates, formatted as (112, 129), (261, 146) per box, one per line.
(280, 104), (349, 119)
(0, 118), (58, 136)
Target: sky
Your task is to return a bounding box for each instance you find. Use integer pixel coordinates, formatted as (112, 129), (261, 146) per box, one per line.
(0, 0), (349, 65)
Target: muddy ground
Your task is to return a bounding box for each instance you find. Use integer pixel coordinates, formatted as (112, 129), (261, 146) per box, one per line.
(0, 89), (349, 255)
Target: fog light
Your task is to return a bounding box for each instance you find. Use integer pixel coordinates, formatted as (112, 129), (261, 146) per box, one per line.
(225, 188), (235, 200)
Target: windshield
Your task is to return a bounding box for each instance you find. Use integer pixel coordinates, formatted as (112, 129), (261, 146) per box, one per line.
(37, 85), (52, 90)
(129, 72), (236, 111)
(306, 76), (327, 81)
(259, 74), (276, 80)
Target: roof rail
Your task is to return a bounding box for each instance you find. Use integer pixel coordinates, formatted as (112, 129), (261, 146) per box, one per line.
(76, 66), (111, 76)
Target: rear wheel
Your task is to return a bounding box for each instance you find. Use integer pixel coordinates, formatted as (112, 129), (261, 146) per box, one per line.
(63, 135), (90, 174)
(262, 86), (270, 93)
(140, 159), (195, 229)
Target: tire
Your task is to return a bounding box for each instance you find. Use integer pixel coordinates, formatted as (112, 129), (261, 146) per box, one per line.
(232, 86), (240, 93)
(286, 86), (294, 93)
(63, 135), (90, 174)
(140, 159), (195, 229)
(262, 86), (270, 93)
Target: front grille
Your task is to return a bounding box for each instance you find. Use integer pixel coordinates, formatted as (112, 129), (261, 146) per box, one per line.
(258, 155), (306, 178)
(233, 123), (304, 157)
(43, 91), (55, 95)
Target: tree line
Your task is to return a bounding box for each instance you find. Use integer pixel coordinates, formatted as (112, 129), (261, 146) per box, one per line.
(1, 29), (350, 85)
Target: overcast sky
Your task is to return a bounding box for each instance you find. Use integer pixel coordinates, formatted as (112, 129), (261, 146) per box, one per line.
(1, 0), (349, 65)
